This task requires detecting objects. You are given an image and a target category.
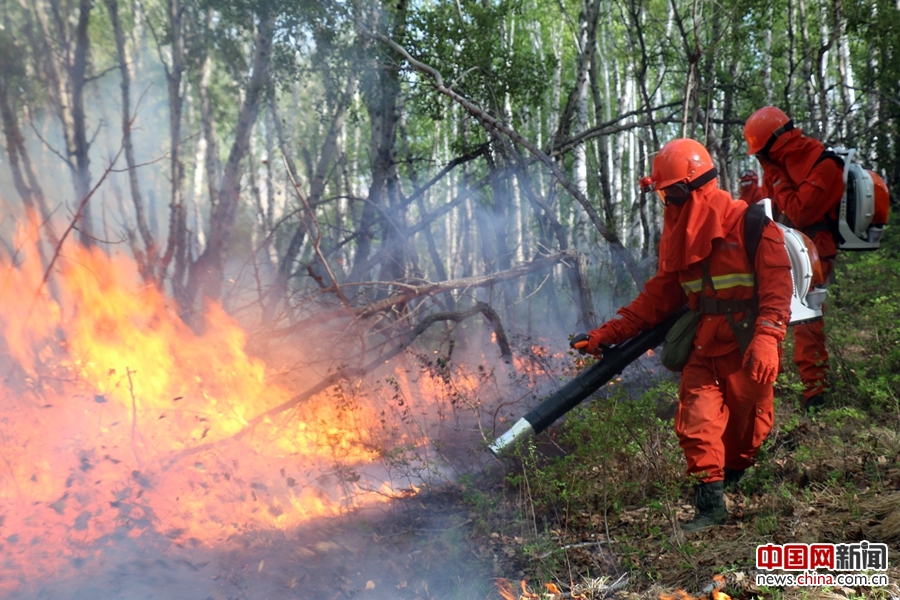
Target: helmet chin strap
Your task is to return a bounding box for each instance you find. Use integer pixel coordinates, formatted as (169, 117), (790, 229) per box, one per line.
(686, 167), (719, 191)
(757, 120), (794, 159)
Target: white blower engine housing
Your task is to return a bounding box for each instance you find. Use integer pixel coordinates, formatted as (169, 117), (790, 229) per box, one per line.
(833, 147), (884, 250)
(757, 198), (826, 324)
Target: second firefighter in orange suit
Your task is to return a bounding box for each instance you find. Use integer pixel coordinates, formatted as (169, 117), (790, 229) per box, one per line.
(738, 169), (765, 205)
(572, 139), (793, 531)
(744, 106), (841, 412)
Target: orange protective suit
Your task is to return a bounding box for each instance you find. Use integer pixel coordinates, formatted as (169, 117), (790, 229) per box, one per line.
(759, 128), (842, 400)
(589, 156), (793, 482)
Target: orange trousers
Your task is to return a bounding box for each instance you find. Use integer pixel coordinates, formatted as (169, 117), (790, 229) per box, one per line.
(675, 349), (774, 483)
(792, 258), (833, 400)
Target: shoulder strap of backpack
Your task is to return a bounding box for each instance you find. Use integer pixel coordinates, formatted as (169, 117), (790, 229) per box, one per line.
(814, 149), (845, 169)
(743, 203), (771, 268)
(809, 150), (846, 246)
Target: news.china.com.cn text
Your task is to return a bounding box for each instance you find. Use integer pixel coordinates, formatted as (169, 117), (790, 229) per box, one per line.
(755, 542), (890, 588)
(755, 572), (890, 588)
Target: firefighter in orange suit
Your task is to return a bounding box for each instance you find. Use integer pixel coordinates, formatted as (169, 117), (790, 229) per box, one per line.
(743, 106), (842, 412)
(572, 139), (793, 531)
(738, 169), (765, 205)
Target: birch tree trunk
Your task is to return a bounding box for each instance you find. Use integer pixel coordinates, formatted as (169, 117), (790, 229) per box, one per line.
(104, 0), (156, 276)
(764, 8), (774, 105)
(797, 0), (819, 134)
(159, 0), (189, 291)
(197, 8), (221, 219)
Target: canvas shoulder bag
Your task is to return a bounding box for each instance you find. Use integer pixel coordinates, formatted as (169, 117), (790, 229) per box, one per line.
(659, 308), (701, 372)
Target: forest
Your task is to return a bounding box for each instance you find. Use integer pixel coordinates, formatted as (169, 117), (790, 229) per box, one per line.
(1, 0), (899, 598)
(2, 0), (898, 330)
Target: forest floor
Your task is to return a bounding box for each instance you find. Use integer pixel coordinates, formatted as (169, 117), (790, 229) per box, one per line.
(462, 397), (900, 600)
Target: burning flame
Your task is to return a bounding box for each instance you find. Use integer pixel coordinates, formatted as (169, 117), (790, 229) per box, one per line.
(0, 219), (430, 591)
(495, 578), (542, 599)
(495, 578), (590, 600)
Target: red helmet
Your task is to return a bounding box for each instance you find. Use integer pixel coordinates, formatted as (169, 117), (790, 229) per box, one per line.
(869, 170), (890, 226)
(651, 138), (716, 190)
(744, 106), (792, 155)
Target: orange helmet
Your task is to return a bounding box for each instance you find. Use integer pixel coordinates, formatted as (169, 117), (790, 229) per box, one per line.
(869, 170), (891, 226)
(744, 106), (793, 156)
(650, 137), (717, 191)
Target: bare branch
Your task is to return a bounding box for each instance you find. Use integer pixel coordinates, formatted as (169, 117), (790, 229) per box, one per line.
(282, 152), (352, 308)
(354, 251), (576, 319)
(26, 144), (125, 320)
(551, 107), (684, 157)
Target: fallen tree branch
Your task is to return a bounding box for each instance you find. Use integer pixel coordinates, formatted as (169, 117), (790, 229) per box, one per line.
(390, 301), (511, 361)
(282, 152), (351, 308)
(257, 251), (574, 342)
(163, 364), (367, 470)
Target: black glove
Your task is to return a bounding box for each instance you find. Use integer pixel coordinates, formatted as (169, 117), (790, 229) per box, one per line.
(571, 333), (612, 357)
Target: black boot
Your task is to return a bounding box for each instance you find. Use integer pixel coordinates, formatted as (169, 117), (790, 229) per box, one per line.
(804, 394), (826, 413)
(723, 467), (746, 491)
(682, 481), (727, 532)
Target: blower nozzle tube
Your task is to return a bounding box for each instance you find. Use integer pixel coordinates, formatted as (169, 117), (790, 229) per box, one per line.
(488, 306), (687, 457)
